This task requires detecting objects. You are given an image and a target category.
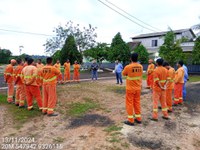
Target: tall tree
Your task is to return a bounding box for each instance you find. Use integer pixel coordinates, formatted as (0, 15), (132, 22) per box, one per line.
(134, 45), (149, 64)
(60, 35), (82, 65)
(52, 50), (61, 64)
(108, 32), (130, 64)
(192, 36), (200, 64)
(83, 43), (109, 63)
(159, 31), (184, 66)
(44, 21), (97, 54)
(0, 49), (12, 64)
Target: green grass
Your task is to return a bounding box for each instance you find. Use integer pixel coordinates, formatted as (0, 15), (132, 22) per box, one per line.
(67, 98), (99, 117)
(142, 73), (147, 80)
(0, 94), (42, 128)
(107, 86), (125, 95)
(53, 137), (65, 143)
(188, 75), (200, 82)
(104, 125), (122, 133)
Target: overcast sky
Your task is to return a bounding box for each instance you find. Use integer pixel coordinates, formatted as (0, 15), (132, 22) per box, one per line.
(0, 0), (199, 55)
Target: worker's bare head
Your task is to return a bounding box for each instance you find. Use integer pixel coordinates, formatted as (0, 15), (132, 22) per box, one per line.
(47, 57), (53, 65)
(28, 58), (34, 65)
(56, 60), (60, 64)
(156, 58), (164, 66)
(148, 59), (153, 64)
(16, 58), (22, 65)
(37, 59), (42, 64)
(66, 59), (70, 63)
(177, 60), (183, 68)
(163, 61), (170, 70)
(131, 53), (138, 62)
(93, 60), (96, 63)
(74, 61), (78, 64)
(10, 59), (16, 66)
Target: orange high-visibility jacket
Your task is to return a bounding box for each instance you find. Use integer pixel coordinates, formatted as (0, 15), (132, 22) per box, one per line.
(54, 63), (61, 71)
(122, 62), (143, 91)
(175, 67), (184, 84)
(153, 66), (169, 92)
(4, 64), (14, 83)
(147, 63), (155, 75)
(167, 67), (175, 90)
(64, 62), (70, 73)
(41, 65), (61, 85)
(22, 65), (38, 86)
(73, 64), (80, 73)
(36, 63), (44, 69)
(14, 65), (24, 85)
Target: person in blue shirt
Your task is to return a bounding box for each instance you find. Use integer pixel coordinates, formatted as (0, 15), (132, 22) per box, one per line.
(183, 64), (188, 100)
(115, 60), (123, 85)
(91, 60), (99, 80)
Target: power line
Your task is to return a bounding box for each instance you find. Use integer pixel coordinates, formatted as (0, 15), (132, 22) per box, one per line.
(97, 0), (157, 32)
(105, 0), (162, 31)
(0, 28), (53, 37)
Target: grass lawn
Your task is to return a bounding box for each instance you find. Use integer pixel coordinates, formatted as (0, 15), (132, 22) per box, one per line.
(188, 75), (200, 82)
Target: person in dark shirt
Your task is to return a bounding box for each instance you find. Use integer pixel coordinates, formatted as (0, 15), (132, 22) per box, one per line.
(91, 60), (99, 80)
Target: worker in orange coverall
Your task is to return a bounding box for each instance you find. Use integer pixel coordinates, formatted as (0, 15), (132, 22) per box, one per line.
(122, 53), (143, 126)
(73, 61), (80, 82)
(64, 59), (71, 82)
(54, 60), (62, 83)
(151, 58), (169, 121)
(14, 58), (26, 108)
(174, 60), (184, 105)
(22, 58), (42, 110)
(4, 59), (16, 103)
(163, 62), (175, 112)
(41, 57), (62, 116)
(36, 59), (44, 86)
(146, 59), (155, 89)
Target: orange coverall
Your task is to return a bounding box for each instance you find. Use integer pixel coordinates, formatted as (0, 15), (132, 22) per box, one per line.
(166, 67), (175, 111)
(22, 65), (42, 110)
(4, 64), (14, 103)
(147, 63), (155, 88)
(122, 63), (143, 123)
(41, 65), (62, 115)
(73, 64), (80, 81)
(64, 62), (71, 82)
(152, 66), (169, 119)
(174, 67), (184, 104)
(14, 65), (26, 106)
(36, 63), (44, 86)
(54, 63), (62, 82)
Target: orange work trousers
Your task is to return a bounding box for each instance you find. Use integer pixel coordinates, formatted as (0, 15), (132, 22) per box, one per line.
(174, 83), (183, 104)
(152, 90), (168, 119)
(15, 84), (26, 106)
(126, 90), (141, 123)
(42, 84), (57, 114)
(7, 82), (14, 103)
(166, 89), (173, 111)
(147, 74), (153, 88)
(25, 85), (42, 110)
(73, 71), (80, 81)
(64, 71), (70, 82)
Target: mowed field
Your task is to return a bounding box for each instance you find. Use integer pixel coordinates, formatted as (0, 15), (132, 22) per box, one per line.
(0, 79), (200, 150)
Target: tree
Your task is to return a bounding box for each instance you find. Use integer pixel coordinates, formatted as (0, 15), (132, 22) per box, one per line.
(134, 45), (149, 64)
(192, 36), (200, 64)
(83, 43), (109, 63)
(159, 31), (184, 66)
(108, 32), (130, 64)
(52, 50), (61, 64)
(0, 49), (12, 64)
(60, 35), (82, 65)
(44, 21), (97, 54)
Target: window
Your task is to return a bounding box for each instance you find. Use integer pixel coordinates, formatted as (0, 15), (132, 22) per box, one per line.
(152, 40), (158, 47)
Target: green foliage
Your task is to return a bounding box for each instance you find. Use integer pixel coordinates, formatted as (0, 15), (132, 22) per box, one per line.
(60, 35), (82, 64)
(52, 50), (61, 64)
(44, 20), (97, 54)
(104, 125), (122, 133)
(159, 31), (184, 66)
(84, 43), (109, 62)
(188, 75), (200, 82)
(134, 45), (149, 64)
(0, 49), (12, 64)
(192, 36), (200, 64)
(108, 32), (130, 64)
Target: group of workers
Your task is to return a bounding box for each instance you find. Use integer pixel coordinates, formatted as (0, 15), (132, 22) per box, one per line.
(4, 57), (81, 116)
(123, 53), (188, 126)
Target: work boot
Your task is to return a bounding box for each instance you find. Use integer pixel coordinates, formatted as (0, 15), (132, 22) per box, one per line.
(168, 110), (173, 113)
(173, 104), (178, 107)
(135, 119), (142, 124)
(42, 112), (47, 115)
(19, 105), (26, 109)
(124, 121), (134, 126)
(47, 113), (58, 117)
(150, 118), (158, 122)
(15, 104), (19, 106)
(162, 116), (170, 120)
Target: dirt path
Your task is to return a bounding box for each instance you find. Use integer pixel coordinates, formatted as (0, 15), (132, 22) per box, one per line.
(0, 80), (200, 150)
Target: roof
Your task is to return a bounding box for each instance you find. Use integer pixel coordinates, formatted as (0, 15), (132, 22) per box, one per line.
(131, 28), (196, 39)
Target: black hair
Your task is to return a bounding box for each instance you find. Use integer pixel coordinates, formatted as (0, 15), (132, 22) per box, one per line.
(38, 59), (42, 61)
(178, 60), (184, 67)
(25, 57), (28, 61)
(131, 53), (138, 62)
(27, 58), (34, 65)
(47, 57), (53, 64)
(156, 58), (164, 66)
(17, 58), (22, 64)
(163, 61), (169, 67)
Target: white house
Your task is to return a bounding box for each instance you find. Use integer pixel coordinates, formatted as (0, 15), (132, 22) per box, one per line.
(130, 29), (196, 58)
